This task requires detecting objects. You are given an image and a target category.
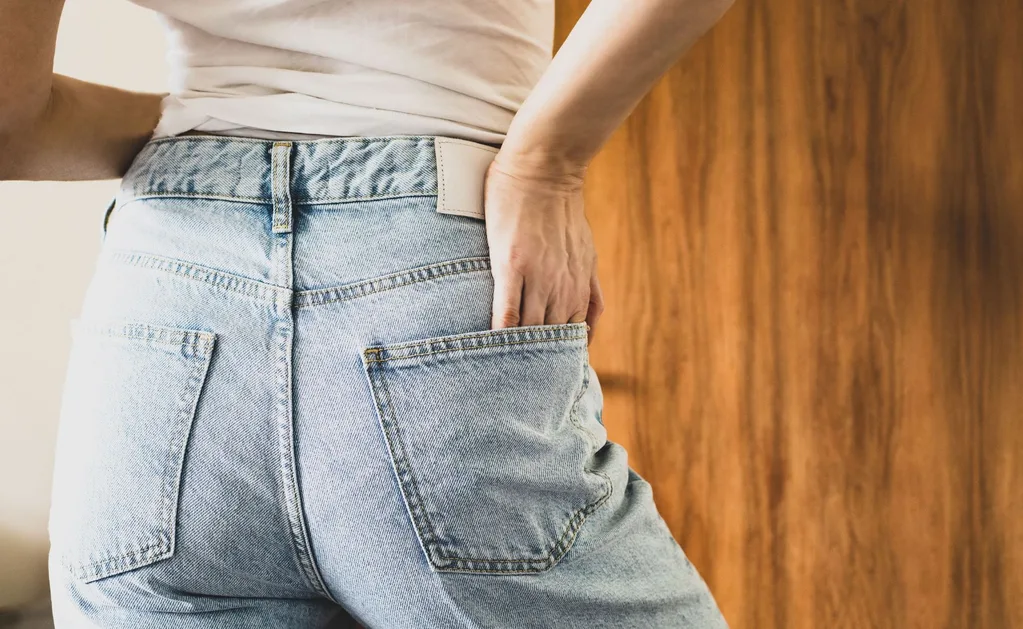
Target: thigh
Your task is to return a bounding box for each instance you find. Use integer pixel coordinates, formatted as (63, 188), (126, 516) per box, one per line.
(438, 462), (731, 628)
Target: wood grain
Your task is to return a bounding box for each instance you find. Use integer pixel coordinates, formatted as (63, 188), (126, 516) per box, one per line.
(558, 0), (1023, 627)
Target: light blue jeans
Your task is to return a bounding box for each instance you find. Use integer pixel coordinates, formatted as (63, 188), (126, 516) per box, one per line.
(47, 134), (728, 628)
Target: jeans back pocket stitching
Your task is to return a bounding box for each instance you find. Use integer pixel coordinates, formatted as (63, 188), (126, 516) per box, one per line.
(362, 323), (587, 360)
(367, 364), (446, 560)
(569, 357), (610, 453)
(60, 326), (216, 581)
(363, 334), (613, 573)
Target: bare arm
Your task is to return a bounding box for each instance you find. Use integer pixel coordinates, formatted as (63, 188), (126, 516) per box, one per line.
(500, 0), (736, 174)
(485, 0), (736, 338)
(0, 0), (165, 181)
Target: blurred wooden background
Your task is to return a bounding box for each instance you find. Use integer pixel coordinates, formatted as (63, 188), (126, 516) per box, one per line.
(564, 0), (1023, 627)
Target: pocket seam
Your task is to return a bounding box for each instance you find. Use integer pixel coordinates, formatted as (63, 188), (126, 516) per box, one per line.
(57, 320), (216, 582)
(363, 327), (612, 574)
(72, 318), (215, 350)
(363, 322), (588, 361)
(570, 358), (609, 451)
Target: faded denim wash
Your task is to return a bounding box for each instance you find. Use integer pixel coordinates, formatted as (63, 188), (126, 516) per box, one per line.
(47, 134), (729, 628)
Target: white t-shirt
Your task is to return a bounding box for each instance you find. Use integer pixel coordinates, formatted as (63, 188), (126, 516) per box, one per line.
(130, 0), (555, 145)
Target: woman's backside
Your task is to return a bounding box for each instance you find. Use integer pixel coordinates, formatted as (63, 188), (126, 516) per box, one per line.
(1, 0), (737, 626)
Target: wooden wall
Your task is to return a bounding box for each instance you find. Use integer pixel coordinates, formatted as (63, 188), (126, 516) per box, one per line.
(558, 0), (1023, 627)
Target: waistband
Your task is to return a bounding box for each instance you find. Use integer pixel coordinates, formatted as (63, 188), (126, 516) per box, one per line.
(115, 133), (500, 220)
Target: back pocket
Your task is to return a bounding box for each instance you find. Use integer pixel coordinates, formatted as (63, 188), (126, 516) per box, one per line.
(48, 319), (216, 582)
(361, 321), (611, 574)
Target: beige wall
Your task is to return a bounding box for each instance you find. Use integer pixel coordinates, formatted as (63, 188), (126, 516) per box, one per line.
(0, 0), (166, 607)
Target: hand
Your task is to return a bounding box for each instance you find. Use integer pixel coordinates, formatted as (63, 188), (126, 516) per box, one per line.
(482, 153), (604, 346)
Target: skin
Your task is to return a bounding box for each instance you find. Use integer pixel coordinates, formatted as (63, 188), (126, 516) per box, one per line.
(0, 0), (165, 181)
(0, 0), (736, 343)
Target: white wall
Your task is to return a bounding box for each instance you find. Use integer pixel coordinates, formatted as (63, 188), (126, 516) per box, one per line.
(0, 0), (166, 607)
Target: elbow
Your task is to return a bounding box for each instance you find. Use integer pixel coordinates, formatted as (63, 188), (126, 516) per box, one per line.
(0, 108), (24, 148)
(0, 126), (16, 181)
(0, 85), (48, 135)
(0, 94), (50, 181)
(0, 116), (38, 181)
(0, 118), (26, 181)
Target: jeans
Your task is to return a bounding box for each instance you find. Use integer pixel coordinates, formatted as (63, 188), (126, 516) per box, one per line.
(47, 134), (728, 628)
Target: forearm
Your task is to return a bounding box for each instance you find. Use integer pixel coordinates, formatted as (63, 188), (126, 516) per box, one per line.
(500, 0), (735, 174)
(0, 74), (165, 181)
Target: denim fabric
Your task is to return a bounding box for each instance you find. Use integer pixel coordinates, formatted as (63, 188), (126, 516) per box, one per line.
(47, 134), (729, 628)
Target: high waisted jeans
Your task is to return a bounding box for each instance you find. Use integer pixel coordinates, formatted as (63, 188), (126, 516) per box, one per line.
(47, 134), (728, 628)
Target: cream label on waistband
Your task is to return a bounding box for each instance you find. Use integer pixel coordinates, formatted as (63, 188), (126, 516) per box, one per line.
(434, 137), (499, 221)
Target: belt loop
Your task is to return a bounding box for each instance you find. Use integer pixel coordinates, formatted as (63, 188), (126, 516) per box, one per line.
(271, 142), (294, 233)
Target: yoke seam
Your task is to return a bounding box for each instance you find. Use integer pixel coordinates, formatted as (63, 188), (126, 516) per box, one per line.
(101, 249), (288, 303)
(294, 256), (492, 308)
(101, 249), (494, 310)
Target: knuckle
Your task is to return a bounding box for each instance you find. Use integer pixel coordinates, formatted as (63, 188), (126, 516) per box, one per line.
(578, 288), (595, 307)
(495, 309), (520, 327)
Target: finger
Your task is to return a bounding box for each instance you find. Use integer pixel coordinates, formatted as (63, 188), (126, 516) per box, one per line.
(586, 271), (605, 346)
(546, 289), (588, 326)
(562, 287), (590, 325)
(520, 279), (550, 327)
(568, 310), (588, 323)
(491, 267), (524, 329)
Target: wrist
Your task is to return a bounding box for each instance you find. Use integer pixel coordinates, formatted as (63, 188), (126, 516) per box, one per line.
(491, 140), (590, 189)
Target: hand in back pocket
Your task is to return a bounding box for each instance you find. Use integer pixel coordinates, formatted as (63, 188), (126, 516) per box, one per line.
(361, 321), (611, 574)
